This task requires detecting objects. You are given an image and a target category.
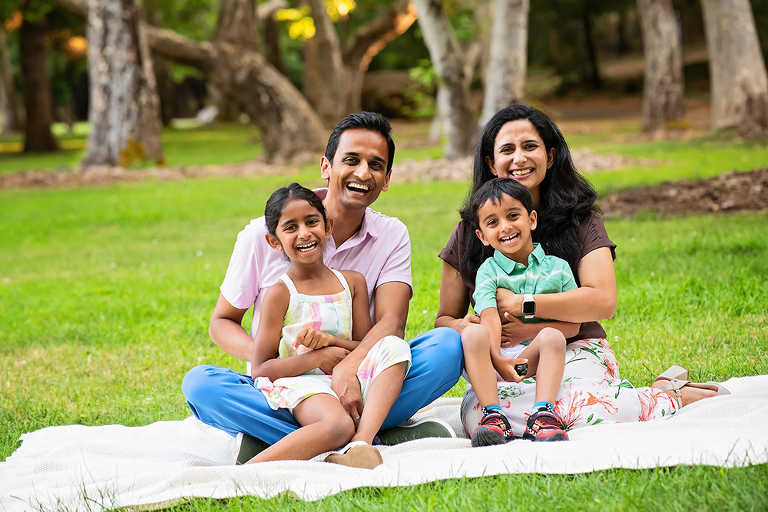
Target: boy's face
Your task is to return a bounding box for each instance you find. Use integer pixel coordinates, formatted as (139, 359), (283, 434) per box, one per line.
(475, 194), (537, 265)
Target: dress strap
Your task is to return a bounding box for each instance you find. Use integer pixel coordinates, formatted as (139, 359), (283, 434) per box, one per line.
(330, 269), (351, 295)
(279, 274), (299, 295)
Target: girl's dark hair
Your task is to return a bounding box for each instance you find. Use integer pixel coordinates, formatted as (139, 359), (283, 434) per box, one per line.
(462, 178), (534, 277)
(264, 182), (327, 237)
(459, 104), (599, 281)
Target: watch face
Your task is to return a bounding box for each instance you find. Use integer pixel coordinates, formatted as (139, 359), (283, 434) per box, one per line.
(523, 300), (535, 316)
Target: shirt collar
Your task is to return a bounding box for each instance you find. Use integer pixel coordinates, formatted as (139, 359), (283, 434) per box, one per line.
(492, 243), (544, 273)
(313, 187), (378, 250)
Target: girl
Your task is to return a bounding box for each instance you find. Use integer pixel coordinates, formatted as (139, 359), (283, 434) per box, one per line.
(248, 183), (411, 469)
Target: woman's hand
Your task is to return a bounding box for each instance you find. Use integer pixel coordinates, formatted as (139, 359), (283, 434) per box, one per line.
(456, 313), (481, 334)
(499, 312), (529, 347)
(314, 346), (350, 374)
(293, 327), (331, 350)
(491, 353), (528, 383)
(496, 288), (523, 318)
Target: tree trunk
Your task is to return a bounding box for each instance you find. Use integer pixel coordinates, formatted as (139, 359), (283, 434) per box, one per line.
(145, 0), (176, 126)
(81, 0), (163, 167)
(214, 0), (257, 50)
(51, 0), (327, 163)
(1, 26), (20, 134)
(582, 10), (602, 89)
(263, 11), (286, 75)
(481, 0), (529, 126)
(637, 0), (686, 132)
(307, 0), (345, 126)
(413, 0), (475, 160)
(341, 0), (417, 115)
(20, 17), (58, 152)
(701, 0), (768, 137)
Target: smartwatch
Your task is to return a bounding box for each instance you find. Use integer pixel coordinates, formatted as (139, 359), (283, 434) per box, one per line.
(522, 293), (536, 319)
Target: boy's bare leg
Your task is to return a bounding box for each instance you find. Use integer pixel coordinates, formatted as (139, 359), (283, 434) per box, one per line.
(461, 324), (501, 408)
(352, 361), (408, 444)
(246, 394), (353, 463)
(520, 327), (566, 405)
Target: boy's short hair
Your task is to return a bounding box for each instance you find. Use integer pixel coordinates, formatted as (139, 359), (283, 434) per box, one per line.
(324, 112), (395, 173)
(468, 178), (534, 229)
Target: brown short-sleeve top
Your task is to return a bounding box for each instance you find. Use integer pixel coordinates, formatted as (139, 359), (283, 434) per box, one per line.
(438, 211), (616, 341)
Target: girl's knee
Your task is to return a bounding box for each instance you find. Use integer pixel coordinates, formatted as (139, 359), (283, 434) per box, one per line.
(325, 415), (355, 444)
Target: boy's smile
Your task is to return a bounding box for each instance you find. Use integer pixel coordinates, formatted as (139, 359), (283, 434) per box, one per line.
(475, 195), (537, 265)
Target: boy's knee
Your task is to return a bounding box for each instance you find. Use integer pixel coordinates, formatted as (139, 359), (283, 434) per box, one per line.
(537, 328), (566, 351)
(461, 324), (490, 352)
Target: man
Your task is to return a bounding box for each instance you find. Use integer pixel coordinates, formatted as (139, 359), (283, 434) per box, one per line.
(182, 112), (463, 464)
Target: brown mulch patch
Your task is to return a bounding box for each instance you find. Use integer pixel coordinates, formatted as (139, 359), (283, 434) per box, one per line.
(0, 161), (298, 189)
(599, 168), (768, 218)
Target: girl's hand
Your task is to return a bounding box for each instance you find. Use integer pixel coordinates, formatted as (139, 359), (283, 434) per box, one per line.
(491, 353), (528, 383)
(455, 314), (481, 334)
(499, 312), (529, 347)
(293, 327), (331, 350)
(315, 346), (350, 373)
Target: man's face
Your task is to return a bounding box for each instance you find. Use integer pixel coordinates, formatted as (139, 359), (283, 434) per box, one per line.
(321, 128), (390, 212)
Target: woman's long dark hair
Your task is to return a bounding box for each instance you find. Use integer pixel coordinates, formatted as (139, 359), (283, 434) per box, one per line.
(459, 104), (599, 282)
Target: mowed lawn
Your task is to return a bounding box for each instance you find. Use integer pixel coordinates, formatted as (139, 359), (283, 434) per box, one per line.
(1, 126), (767, 510)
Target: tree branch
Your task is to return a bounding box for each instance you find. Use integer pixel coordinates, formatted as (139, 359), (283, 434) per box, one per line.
(343, 0), (417, 71)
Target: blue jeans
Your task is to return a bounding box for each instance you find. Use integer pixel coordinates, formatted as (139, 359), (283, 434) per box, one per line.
(181, 327), (463, 444)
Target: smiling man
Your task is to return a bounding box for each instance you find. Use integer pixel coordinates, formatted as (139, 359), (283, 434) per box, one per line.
(182, 112), (463, 464)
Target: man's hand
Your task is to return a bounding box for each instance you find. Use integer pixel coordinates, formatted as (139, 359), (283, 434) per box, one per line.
(491, 352), (528, 383)
(331, 357), (364, 421)
(315, 346), (349, 373)
(293, 327), (331, 350)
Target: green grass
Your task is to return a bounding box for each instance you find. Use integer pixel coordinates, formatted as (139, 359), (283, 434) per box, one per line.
(1, 126), (767, 510)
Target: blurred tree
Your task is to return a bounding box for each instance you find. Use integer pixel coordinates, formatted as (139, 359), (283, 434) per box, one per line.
(53, 0), (326, 162)
(637, 0), (686, 131)
(0, 19), (21, 134)
(480, 0), (529, 125)
(303, 0), (418, 126)
(18, 3), (58, 152)
(80, 0), (163, 167)
(701, 0), (768, 137)
(145, 0), (176, 126)
(413, 0), (475, 159)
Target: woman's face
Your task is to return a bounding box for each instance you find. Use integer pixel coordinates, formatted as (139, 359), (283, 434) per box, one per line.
(485, 119), (555, 207)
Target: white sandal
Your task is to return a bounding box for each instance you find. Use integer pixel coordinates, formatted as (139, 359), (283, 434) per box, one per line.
(653, 365), (730, 408)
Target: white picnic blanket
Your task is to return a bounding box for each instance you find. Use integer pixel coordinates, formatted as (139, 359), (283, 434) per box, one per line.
(2, 375), (767, 512)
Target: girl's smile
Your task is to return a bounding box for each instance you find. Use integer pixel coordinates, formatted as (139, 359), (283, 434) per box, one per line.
(269, 199), (331, 263)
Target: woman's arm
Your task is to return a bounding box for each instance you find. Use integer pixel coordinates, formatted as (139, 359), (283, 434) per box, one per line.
(435, 261), (479, 332)
(498, 314), (580, 346)
(496, 247), (617, 323)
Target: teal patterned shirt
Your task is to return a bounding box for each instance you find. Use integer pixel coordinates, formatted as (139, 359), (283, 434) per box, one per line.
(473, 243), (577, 323)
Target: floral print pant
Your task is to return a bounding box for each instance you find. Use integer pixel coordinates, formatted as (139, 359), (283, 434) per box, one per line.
(461, 338), (677, 437)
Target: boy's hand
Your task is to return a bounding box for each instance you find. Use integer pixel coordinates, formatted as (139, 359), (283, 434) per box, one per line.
(491, 353), (528, 383)
(293, 327), (331, 350)
(314, 346), (349, 373)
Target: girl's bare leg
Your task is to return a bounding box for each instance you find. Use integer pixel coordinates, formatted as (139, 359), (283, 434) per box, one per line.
(352, 361), (408, 444)
(460, 324), (501, 409)
(246, 394), (354, 464)
(520, 327), (566, 405)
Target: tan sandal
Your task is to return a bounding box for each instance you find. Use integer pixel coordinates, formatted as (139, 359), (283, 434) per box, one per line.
(653, 365), (730, 408)
(324, 441), (383, 470)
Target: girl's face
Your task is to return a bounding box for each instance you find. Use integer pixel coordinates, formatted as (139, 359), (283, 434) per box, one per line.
(266, 199), (331, 263)
(485, 119), (555, 208)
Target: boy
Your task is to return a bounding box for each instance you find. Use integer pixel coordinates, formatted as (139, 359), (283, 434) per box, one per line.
(461, 178), (580, 447)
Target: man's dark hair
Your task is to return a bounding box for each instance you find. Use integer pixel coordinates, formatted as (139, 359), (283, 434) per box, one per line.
(324, 112), (395, 173)
(264, 182), (327, 237)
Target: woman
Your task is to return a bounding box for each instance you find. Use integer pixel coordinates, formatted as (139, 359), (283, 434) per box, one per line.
(435, 104), (726, 437)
